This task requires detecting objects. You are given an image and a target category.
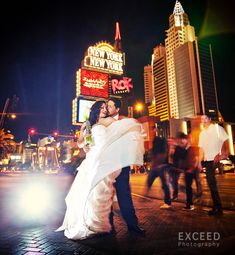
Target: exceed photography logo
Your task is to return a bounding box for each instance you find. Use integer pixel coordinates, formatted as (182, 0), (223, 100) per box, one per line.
(178, 232), (220, 248)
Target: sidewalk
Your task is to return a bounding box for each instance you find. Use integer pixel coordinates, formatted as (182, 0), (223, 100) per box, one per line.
(0, 194), (235, 255)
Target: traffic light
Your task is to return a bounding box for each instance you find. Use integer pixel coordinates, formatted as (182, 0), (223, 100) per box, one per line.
(53, 130), (59, 137)
(28, 128), (36, 136)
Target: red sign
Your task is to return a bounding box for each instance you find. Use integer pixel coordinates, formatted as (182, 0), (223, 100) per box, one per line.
(111, 77), (133, 94)
(81, 69), (109, 98)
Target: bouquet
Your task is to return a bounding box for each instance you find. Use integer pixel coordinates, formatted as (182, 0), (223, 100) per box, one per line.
(84, 120), (93, 145)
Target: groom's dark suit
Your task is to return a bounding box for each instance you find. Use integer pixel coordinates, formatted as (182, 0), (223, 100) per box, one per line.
(113, 166), (138, 227)
(110, 115), (144, 234)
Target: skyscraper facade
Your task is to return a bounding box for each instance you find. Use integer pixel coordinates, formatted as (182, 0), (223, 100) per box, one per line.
(150, 44), (170, 121)
(174, 41), (200, 118)
(165, 0), (196, 118)
(174, 40), (219, 119)
(196, 41), (219, 119)
(144, 65), (153, 104)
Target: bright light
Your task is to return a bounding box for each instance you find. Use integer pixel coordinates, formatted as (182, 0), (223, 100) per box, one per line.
(135, 103), (143, 112)
(53, 130), (59, 137)
(226, 124), (234, 155)
(28, 128), (36, 135)
(181, 121), (188, 135)
(18, 183), (53, 218)
(10, 114), (16, 119)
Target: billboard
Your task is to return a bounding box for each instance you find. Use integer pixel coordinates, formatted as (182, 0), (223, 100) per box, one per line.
(80, 69), (109, 98)
(77, 98), (95, 123)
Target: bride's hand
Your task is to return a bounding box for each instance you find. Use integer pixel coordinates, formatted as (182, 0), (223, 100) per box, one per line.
(98, 117), (115, 127)
(80, 122), (86, 133)
(83, 144), (90, 153)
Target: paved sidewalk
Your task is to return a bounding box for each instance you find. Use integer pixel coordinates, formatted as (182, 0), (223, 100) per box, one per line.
(0, 194), (235, 255)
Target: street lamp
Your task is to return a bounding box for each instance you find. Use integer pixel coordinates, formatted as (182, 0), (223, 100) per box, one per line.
(135, 103), (144, 117)
(10, 114), (16, 119)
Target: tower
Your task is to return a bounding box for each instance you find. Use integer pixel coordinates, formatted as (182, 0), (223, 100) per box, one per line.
(165, 0), (196, 118)
(114, 22), (122, 53)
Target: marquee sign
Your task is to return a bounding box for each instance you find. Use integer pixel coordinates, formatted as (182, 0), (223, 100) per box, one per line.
(110, 77), (133, 95)
(83, 42), (124, 75)
(81, 69), (108, 98)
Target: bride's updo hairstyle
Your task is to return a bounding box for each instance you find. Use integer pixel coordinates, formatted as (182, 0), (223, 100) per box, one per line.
(88, 100), (106, 127)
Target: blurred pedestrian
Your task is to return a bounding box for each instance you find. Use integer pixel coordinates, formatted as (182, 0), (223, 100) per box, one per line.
(188, 133), (202, 199)
(199, 114), (229, 216)
(170, 132), (188, 201)
(183, 144), (201, 210)
(145, 136), (172, 209)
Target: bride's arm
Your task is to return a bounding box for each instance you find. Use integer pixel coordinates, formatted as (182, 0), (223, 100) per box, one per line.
(98, 117), (116, 127)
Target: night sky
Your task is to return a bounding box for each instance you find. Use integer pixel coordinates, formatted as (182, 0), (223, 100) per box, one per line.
(0, 0), (234, 141)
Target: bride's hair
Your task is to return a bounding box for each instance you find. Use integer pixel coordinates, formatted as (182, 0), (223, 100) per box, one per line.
(88, 100), (106, 127)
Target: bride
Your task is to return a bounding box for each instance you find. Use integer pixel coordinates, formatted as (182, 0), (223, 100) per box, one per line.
(57, 100), (144, 240)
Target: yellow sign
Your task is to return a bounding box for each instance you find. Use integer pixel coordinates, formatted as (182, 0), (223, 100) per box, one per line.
(83, 42), (124, 75)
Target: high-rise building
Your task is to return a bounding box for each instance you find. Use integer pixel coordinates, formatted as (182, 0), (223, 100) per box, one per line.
(144, 65), (153, 104)
(165, 0), (196, 118)
(196, 41), (219, 119)
(174, 40), (219, 119)
(149, 44), (170, 121)
(174, 41), (200, 118)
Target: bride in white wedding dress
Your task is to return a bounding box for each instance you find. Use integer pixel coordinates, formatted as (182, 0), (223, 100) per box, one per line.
(57, 101), (144, 240)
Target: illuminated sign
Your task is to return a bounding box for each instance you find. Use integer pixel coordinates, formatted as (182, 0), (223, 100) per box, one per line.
(77, 98), (95, 123)
(83, 42), (124, 75)
(81, 69), (109, 98)
(110, 77), (133, 95)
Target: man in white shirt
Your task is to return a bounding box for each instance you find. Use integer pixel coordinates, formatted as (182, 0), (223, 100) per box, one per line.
(198, 114), (229, 216)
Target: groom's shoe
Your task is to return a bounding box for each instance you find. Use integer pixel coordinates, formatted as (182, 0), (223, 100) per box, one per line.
(110, 225), (117, 235)
(128, 225), (145, 235)
(208, 207), (223, 216)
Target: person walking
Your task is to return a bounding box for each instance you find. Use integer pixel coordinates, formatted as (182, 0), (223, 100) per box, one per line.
(145, 136), (172, 209)
(199, 114), (229, 216)
(170, 132), (188, 201)
(183, 144), (201, 210)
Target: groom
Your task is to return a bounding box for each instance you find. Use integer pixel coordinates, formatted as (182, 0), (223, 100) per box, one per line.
(107, 98), (145, 235)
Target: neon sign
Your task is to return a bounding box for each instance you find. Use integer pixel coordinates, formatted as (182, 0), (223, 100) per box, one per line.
(83, 44), (124, 75)
(80, 69), (108, 98)
(111, 77), (133, 94)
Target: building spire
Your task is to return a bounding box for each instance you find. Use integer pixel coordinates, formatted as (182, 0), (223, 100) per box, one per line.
(114, 22), (122, 52)
(115, 22), (121, 40)
(173, 0), (184, 15)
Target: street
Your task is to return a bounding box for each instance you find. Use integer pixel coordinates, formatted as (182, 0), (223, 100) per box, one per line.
(0, 172), (235, 254)
(130, 172), (235, 210)
(1, 172), (235, 228)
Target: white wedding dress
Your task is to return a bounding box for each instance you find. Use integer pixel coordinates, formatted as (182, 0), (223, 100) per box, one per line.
(57, 118), (144, 240)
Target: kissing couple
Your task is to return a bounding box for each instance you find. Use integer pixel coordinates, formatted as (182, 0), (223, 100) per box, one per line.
(57, 98), (145, 239)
